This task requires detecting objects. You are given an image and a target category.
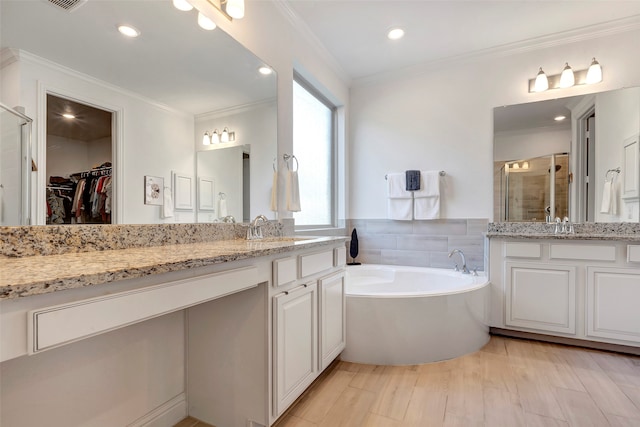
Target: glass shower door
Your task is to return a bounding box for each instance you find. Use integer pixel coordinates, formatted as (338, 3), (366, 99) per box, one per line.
(500, 153), (569, 222)
(0, 103), (32, 225)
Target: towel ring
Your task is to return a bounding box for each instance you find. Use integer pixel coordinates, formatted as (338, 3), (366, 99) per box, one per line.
(283, 154), (299, 172)
(606, 167), (621, 180)
(218, 192), (226, 200)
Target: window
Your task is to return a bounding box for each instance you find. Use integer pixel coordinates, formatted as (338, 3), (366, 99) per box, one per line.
(292, 76), (336, 227)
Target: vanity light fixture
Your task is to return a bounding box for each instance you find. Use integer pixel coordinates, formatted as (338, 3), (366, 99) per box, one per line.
(220, 127), (236, 142)
(224, 0), (245, 19)
(172, 0), (193, 11)
(387, 28), (405, 40)
(117, 24), (140, 38)
(533, 68), (549, 92)
(559, 63), (575, 88)
(197, 12), (217, 30)
(529, 58), (603, 93)
(586, 57), (603, 84)
(522, 162), (529, 170)
(203, 131), (211, 145)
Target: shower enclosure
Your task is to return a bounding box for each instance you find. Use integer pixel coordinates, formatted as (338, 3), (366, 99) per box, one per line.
(0, 103), (32, 225)
(497, 153), (569, 222)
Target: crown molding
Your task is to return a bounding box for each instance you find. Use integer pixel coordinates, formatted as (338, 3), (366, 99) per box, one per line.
(272, 0), (351, 87)
(2, 48), (192, 118)
(354, 14), (640, 88)
(195, 97), (277, 121)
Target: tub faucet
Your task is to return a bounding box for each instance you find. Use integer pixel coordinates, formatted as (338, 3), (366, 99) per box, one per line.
(448, 249), (470, 274)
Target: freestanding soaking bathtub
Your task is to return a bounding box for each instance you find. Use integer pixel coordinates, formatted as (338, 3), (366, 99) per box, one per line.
(342, 264), (490, 365)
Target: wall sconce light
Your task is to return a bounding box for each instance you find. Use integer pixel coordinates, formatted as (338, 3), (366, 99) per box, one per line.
(529, 58), (603, 93)
(220, 127), (235, 143)
(202, 128), (235, 145)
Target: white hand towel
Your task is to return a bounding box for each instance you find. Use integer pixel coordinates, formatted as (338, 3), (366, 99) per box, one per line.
(611, 178), (618, 215)
(218, 198), (228, 218)
(387, 173), (413, 220)
(162, 187), (174, 219)
(414, 171), (440, 220)
(600, 180), (612, 214)
(270, 170), (278, 212)
(286, 170), (301, 212)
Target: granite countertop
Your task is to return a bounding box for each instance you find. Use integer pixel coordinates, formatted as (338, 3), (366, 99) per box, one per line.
(0, 236), (346, 300)
(485, 231), (640, 241)
(486, 222), (640, 241)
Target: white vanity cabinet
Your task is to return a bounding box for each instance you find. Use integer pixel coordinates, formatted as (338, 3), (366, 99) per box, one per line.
(586, 266), (640, 342)
(490, 238), (640, 349)
(273, 282), (318, 416)
(318, 271), (346, 371)
(270, 247), (347, 421)
(505, 262), (576, 334)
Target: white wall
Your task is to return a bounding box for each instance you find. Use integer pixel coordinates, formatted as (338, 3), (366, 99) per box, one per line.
(349, 28), (640, 220)
(46, 135), (111, 178)
(595, 87), (640, 222)
(494, 126), (571, 162)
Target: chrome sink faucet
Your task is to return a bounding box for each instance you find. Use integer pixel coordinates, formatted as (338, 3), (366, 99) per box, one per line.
(448, 249), (470, 274)
(247, 214), (269, 240)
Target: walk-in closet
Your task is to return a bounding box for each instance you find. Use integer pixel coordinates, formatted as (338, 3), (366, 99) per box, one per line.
(46, 94), (113, 224)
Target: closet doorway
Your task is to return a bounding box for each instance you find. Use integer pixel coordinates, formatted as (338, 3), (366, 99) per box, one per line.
(46, 94), (114, 225)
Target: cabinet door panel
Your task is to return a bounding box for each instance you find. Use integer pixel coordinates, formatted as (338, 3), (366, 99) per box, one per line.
(505, 263), (576, 334)
(319, 272), (346, 371)
(587, 267), (640, 343)
(273, 283), (317, 417)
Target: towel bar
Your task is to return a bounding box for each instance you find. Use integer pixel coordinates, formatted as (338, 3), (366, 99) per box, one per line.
(385, 170), (446, 180)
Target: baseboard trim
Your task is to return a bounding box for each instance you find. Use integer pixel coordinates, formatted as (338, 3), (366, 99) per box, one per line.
(127, 392), (187, 427)
(490, 328), (640, 356)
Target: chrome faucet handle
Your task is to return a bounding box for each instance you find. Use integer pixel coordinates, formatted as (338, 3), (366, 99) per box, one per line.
(471, 267), (479, 276)
(453, 263), (459, 272)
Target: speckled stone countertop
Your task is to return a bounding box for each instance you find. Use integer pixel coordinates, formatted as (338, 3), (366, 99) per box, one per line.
(486, 222), (640, 241)
(0, 236), (346, 300)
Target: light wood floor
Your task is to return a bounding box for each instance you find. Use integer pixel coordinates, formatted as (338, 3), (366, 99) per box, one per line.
(274, 335), (640, 427)
(174, 416), (215, 427)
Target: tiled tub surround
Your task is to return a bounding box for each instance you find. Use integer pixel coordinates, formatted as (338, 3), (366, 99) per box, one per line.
(346, 218), (488, 270)
(487, 221), (640, 240)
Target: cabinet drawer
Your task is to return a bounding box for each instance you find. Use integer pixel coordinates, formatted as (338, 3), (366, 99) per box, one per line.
(299, 250), (334, 278)
(550, 244), (616, 261)
(273, 257), (297, 287)
(28, 266), (258, 354)
(628, 245), (640, 263)
(504, 242), (541, 258)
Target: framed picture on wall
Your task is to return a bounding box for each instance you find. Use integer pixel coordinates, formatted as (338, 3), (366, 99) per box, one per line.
(144, 175), (164, 206)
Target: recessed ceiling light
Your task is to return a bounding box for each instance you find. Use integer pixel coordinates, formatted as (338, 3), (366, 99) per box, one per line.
(117, 25), (140, 38)
(554, 115), (566, 121)
(258, 66), (273, 75)
(172, 0), (193, 11)
(62, 113), (76, 119)
(387, 28), (405, 40)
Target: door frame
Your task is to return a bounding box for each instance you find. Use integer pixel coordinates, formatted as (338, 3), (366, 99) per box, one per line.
(570, 96), (596, 223)
(36, 82), (123, 224)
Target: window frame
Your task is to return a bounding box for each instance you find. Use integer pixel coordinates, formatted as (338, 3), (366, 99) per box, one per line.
(292, 73), (338, 230)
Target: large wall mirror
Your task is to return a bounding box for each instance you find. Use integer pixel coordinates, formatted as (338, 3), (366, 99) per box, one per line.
(0, 0), (277, 225)
(494, 86), (640, 223)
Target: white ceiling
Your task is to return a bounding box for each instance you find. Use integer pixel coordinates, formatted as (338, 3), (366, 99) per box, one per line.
(285, 0), (640, 80)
